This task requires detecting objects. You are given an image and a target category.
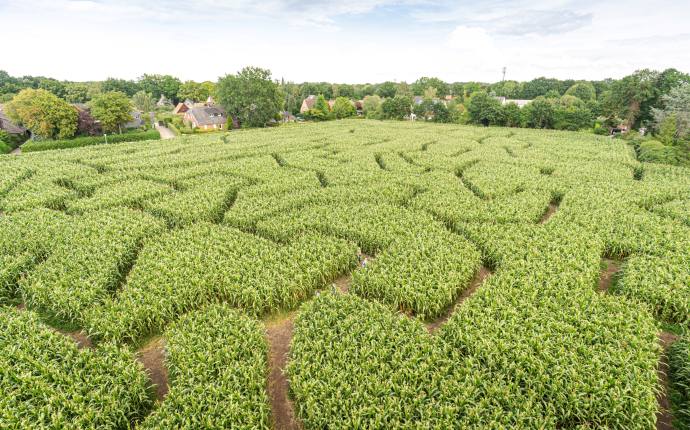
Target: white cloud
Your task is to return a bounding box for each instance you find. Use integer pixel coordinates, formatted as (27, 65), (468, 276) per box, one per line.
(0, 0), (688, 83)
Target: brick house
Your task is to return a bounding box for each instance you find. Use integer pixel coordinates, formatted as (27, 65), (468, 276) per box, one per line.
(184, 106), (227, 130)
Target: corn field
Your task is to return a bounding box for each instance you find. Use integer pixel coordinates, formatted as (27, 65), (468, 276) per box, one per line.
(0, 119), (689, 428)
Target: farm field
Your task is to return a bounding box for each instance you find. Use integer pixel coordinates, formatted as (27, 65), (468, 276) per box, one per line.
(1, 119), (689, 429)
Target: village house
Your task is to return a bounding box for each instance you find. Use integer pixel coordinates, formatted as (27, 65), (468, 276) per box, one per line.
(0, 105), (28, 136)
(124, 111), (145, 129)
(184, 106), (227, 130)
(495, 96), (532, 108)
(300, 95), (317, 113)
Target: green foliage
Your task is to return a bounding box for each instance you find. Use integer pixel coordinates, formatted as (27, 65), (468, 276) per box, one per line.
(132, 90), (156, 113)
(362, 94), (382, 118)
(1, 120), (689, 427)
(522, 96), (555, 128)
(85, 223), (356, 343)
(411, 77), (448, 96)
(565, 82), (597, 101)
(102, 77), (140, 97)
(89, 91), (133, 133)
(20, 208), (165, 324)
(138, 74), (181, 101)
(22, 129), (160, 152)
(177, 80), (215, 102)
(381, 95), (411, 120)
(332, 97), (356, 119)
(0, 308), (151, 428)
(669, 337), (690, 429)
(501, 102), (523, 127)
(467, 92), (502, 126)
(5, 88), (78, 139)
(216, 66), (282, 128)
(139, 305), (271, 429)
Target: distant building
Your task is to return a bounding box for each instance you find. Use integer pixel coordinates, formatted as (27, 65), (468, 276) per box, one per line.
(300, 95), (317, 113)
(184, 106), (227, 130)
(0, 105), (28, 135)
(156, 95), (173, 107)
(495, 96), (532, 108)
(124, 111), (145, 129)
(173, 103), (190, 115)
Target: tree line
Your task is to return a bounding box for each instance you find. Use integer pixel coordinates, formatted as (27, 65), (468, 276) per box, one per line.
(2, 68), (688, 163)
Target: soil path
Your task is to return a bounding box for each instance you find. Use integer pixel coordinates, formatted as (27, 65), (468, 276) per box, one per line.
(137, 337), (169, 401)
(11, 146), (21, 155)
(426, 266), (492, 333)
(61, 330), (92, 349)
(657, 331), (679, 430)
(156, 125), (176, 140)
(598, 259), (621, 292)
(266, 318), (302, 430)
(539, 202), (560, 224)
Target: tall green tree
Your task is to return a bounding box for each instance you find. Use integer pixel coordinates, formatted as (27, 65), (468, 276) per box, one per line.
(5, 89), (77, 139)
(609, 69), (658, 128)
(381, 95), (411, 120)
(565, 82), (596, 102)
(411, 77), (448, 96)
(362, 95), (382, 119)
(332, 97), (355, 119)
(132, 91), (156, 113)
(375, 81), (397, 98)
(652, 83), (690, 142)
(466, 92), (502, 126)
(522, 97), (555, 129)
(216, 66), (282, 128)
(178, 81), (215, 102)
(89, 91), (133, 133)
(139, 74), (182, 102)
(102, 78), (140, 97)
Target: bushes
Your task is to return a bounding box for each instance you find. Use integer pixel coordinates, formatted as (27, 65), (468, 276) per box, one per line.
(638, 140), (690, 166)
(22, 129), (160, 152)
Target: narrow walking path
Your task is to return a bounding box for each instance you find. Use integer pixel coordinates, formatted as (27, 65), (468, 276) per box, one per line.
(539, 201), (560, 224)
(598, 259), (621, 292)
(657, 331), (679, 430)
(426, 266), (492, 333)
(11, 146), (21, 155)
(156, 125), (176, 140)
(136, 337), (169, 401)
(266, 318), (302, 430)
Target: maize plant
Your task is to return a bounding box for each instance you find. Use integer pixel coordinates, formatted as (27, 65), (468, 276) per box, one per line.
(669, 336), (690, 429)
(139, 304), (271, 429)
(0, 308), (151, 429)
(0, 119), (688, 428)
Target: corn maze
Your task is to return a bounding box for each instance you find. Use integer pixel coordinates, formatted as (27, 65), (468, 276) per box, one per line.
(1, 120), (689, 429)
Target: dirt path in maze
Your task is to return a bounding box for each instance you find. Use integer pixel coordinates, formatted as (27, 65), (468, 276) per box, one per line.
(426, 266), (492, 333)
(539, 201), (560, 224)
(657, 331), (679, 430)
(597, 259), (621, 292)
(136, 337), (169, 401)
(266, 317), (302, 430)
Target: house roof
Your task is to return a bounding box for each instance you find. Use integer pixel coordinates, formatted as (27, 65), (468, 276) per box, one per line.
(302, 95), (317, 110)
(0, 105), (27, 134)
(187, 106), (226, 126)
(173, 103), (189, 114)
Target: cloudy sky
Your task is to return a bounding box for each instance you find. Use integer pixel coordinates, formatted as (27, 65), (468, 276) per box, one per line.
(1, 0), (688, 83)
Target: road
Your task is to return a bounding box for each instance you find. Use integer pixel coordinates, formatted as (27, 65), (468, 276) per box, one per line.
(156, 125), (176, 140)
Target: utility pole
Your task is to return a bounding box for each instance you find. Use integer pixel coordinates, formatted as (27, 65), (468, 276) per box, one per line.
(501, 67), (507, 82)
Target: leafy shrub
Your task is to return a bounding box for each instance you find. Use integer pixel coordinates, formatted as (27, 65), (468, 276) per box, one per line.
(22, 129), (160, 152)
